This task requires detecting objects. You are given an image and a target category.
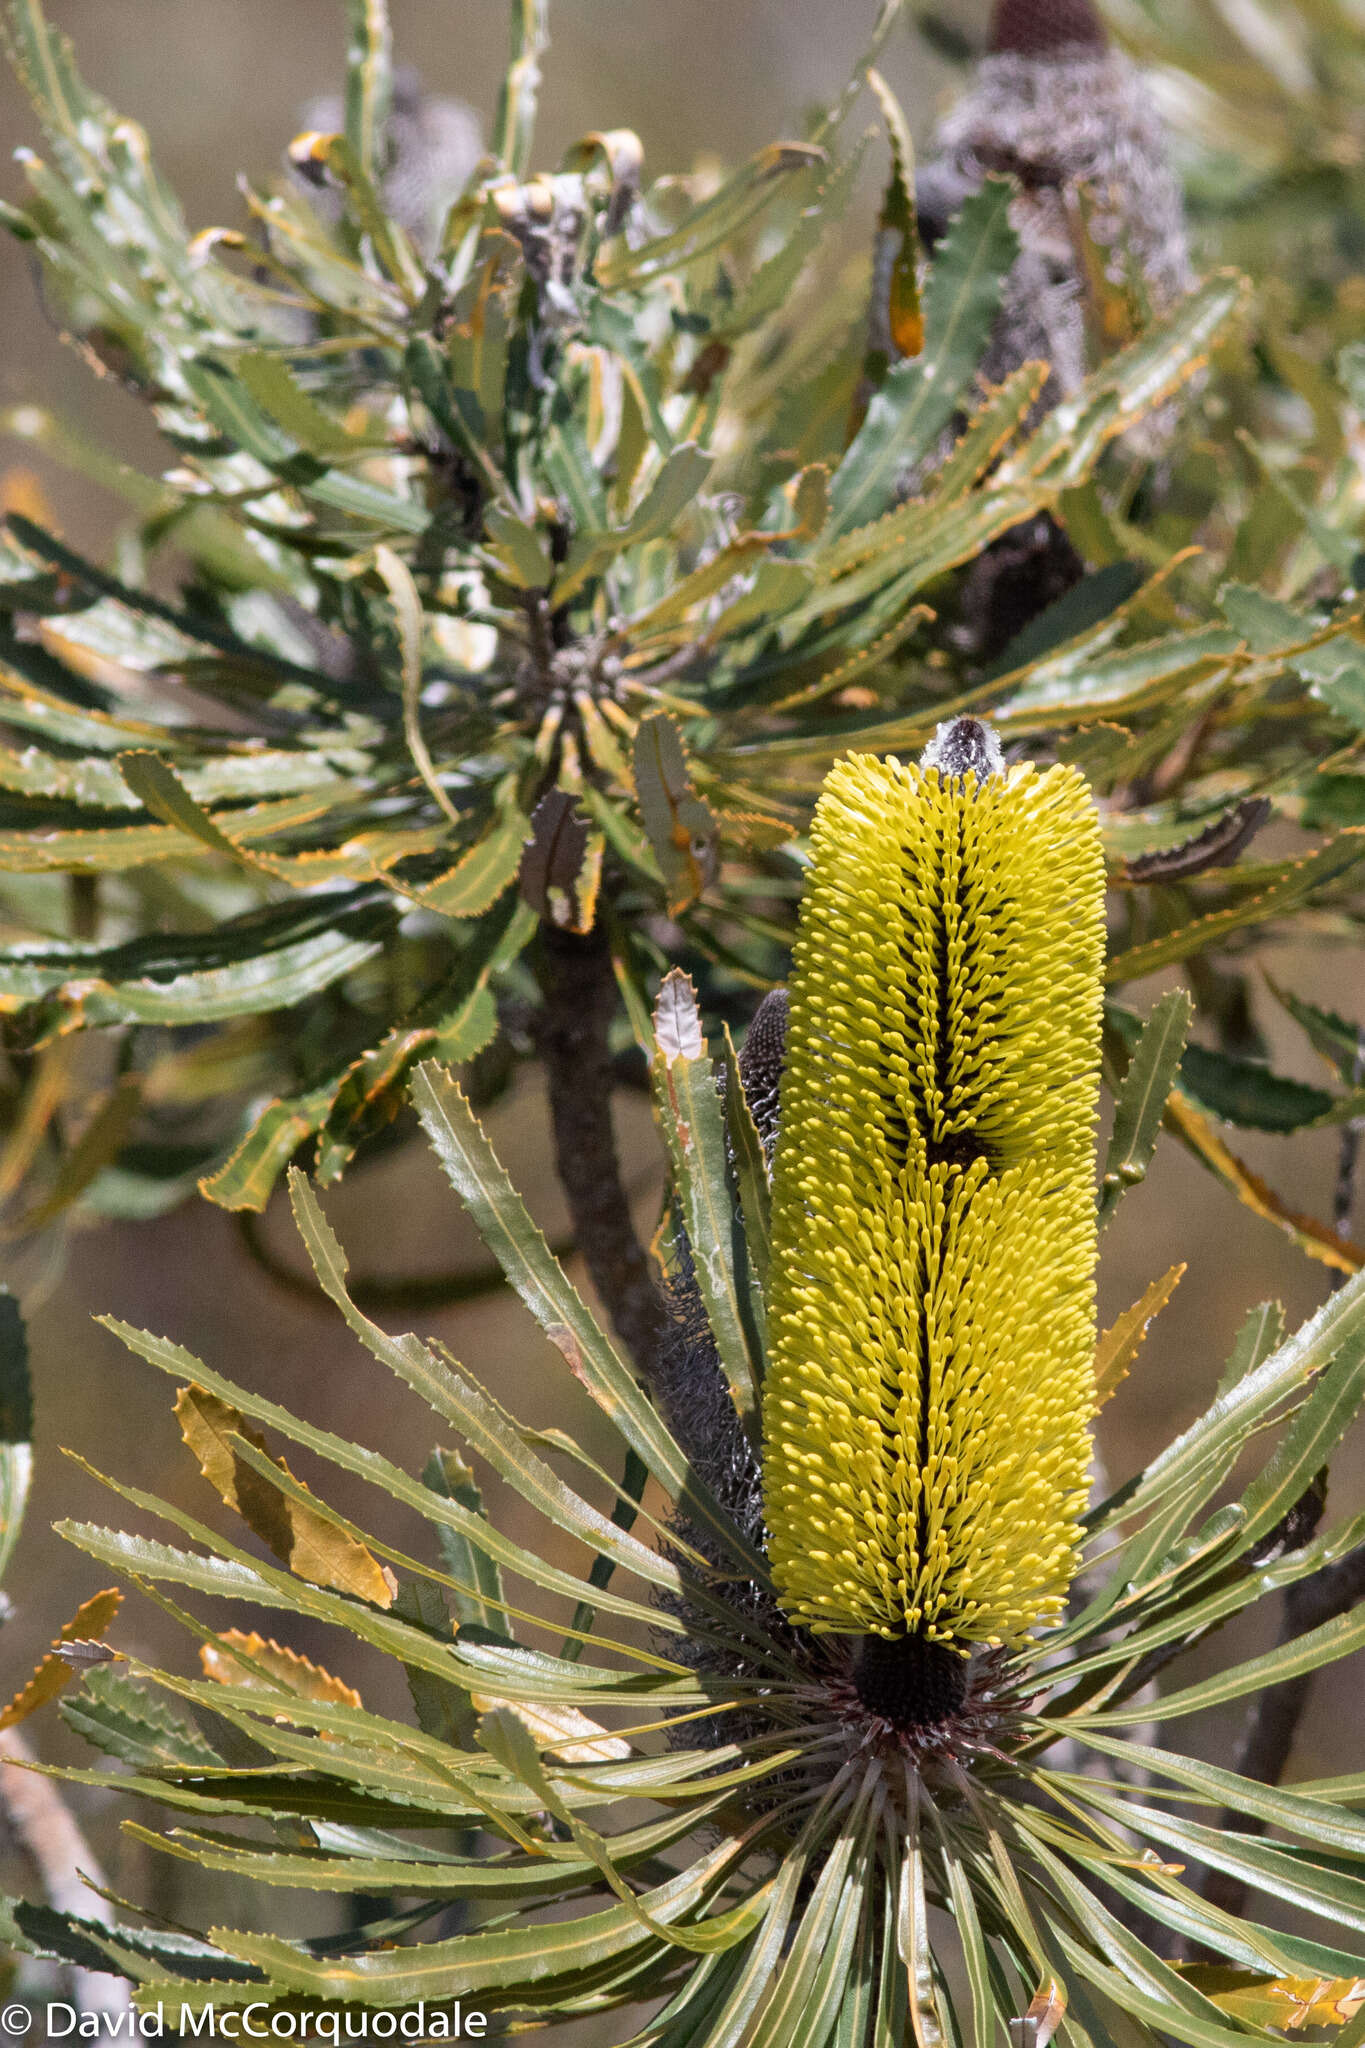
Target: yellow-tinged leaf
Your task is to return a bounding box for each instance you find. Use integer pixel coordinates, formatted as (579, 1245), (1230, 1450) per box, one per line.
(414, 806), (532, 919)
(1180, 1965), (1365, 2031)
(1167, 1091), (1365, 1275)
(200, 1630), (362, 1711)
(174, 1385), (396, 1607)
(469, 1696), (630, 1764)
(1095, 1264), (1186, 1407)
(116, 750), (259, 869)
(0, 1589), (122, 1730)
(793, 464), (830, 538)
(867, 68), (923, 360)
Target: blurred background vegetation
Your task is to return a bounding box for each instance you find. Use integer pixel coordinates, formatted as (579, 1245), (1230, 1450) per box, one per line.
(3, 0), (1365, 1999)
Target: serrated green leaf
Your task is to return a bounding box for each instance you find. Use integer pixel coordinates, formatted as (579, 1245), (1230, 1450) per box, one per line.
(199, 1081), (341, 1214)
(1098, 991), (1192, 1225)
(423, 1448), (506, 1634)
(826, 178), (1018, 538)
(556, 443), (713, 607)
(232, 353), (382, 459)
(59, 1666), (222, 1770)
(1107, 834), (1365, 985)
(98, 1316), (667, 1633)
(410, 1061), (765, 1581)
(207, 1824), (761, 2002)
(414, 805), (531, 918)
(1267, 976), (1364, 1081)
(1177, 1039), (1346, 1133)
(1216, 1299), (1286, 1399)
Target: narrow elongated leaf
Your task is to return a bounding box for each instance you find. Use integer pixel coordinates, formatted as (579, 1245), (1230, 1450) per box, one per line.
(1058, 1728), (1365, 1856)
(98, 1315), (670, 1632)
(116, 751), (254, 866)
(698, 1842), (813, 2048)
(746, 1813), (867, 2048)
(1078, 1598), (1365, 1726)
(375, 544), (459, 826)
(343, 0), (392, 184)
(1236, 1324), (1365, 1548)
(1107, 834), (1365, 985)
(1216, 1299), (1286, 1399)
(1095, 1265), (1185, 1407)
(478, 1706), (771, 1954)
(1090, 1260), (1365, 1539)
(210, 1826), (760, 2002)
(423, 1448), (505, 1632)
(410, 1062), (764, 1577)
(60, 1665), (222, 1770)
(652, 978), (761, 1441)
(285, 1172), (697, 1603)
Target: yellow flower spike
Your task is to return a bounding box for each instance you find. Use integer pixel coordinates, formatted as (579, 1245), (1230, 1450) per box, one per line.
(762, 718), (1105, 1724)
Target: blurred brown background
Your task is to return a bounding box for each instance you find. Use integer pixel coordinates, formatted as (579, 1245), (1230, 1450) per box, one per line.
(2, 0), (1364, 1998)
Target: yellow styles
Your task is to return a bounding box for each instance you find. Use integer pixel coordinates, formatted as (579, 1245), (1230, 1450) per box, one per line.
(762, 719), (1105, 1655)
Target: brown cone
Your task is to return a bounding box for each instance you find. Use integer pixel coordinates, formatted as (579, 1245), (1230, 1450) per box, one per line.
(989, 0), (1108, 56)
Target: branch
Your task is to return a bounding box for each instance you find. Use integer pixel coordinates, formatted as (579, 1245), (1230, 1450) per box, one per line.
(1197, 1539), (1365, 1926)
(533, 920), (665, 1378)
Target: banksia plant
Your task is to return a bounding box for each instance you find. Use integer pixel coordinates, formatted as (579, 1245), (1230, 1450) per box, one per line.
(763, 726), (1105, 1694)
(8, 730), (1365, 2042)
(5, 0), (1365, 1308)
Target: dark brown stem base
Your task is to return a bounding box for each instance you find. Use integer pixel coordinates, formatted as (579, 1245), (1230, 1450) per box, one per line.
(534, 920), (664, 1379)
